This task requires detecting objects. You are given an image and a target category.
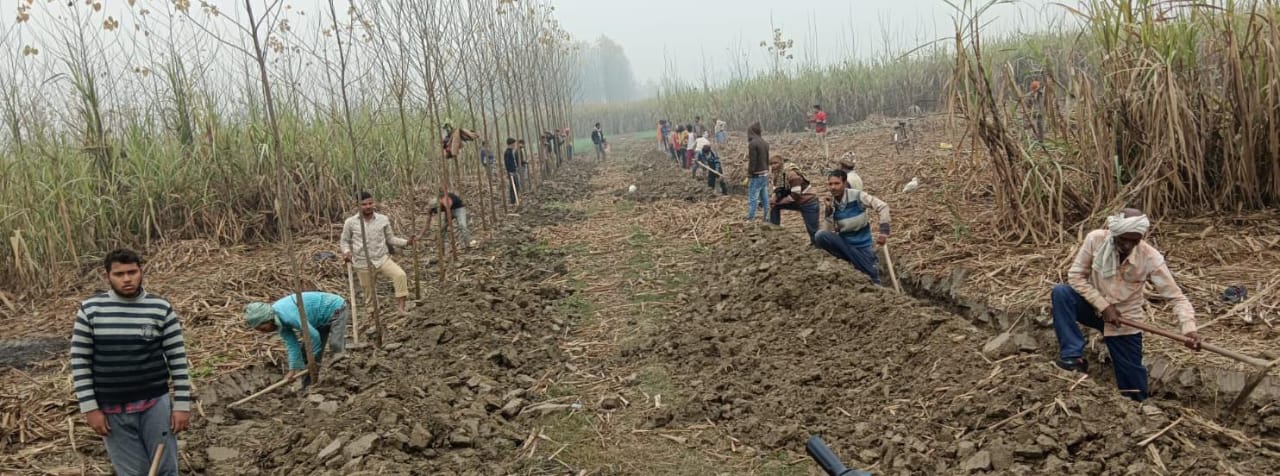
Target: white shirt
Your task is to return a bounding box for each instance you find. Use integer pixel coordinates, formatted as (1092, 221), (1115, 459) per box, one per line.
(340, 213), (408, 269)
(846, 170), (864, 191)
(686, 133), (697, 150)
(694, 137), (711, 152)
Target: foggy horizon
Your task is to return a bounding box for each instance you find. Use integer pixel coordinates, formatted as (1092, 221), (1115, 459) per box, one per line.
(552, 0), (1071, 90)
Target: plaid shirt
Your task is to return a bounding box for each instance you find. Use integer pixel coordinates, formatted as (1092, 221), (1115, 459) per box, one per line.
(100, 397), (160, 415)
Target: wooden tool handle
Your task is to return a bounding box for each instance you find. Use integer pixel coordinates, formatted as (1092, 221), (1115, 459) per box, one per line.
(147, 443), (165, 476)
(228, 377), (293, 408)
(1115, 317), (1271, 368)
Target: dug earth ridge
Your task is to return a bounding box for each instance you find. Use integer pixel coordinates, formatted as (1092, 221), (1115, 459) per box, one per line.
(174, 164), (597, 474)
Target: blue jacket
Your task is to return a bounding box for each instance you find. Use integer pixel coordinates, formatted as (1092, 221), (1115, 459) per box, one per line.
(272, 292), (345, 370)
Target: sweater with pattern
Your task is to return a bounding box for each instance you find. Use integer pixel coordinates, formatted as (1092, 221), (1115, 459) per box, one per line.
(70, 288), (191, 413)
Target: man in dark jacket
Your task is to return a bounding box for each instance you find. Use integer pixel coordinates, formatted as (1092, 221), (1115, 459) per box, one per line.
(745, 122), (771, 221)
(591, 123), (607, 160)
(503, 138), (519, 204)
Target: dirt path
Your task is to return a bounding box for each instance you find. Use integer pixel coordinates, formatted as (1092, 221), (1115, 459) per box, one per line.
(516, 152), (787, 474)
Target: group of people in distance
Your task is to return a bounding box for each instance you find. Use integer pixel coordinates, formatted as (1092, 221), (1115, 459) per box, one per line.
(659, 116), (730, 194)
(738, 118), (894, 287)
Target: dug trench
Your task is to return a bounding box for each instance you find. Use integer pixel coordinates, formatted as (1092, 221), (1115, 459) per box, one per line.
(514, 138), (1280, 474)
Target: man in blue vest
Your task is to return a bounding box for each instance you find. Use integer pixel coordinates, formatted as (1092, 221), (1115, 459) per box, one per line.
(813, 170), (892, 285)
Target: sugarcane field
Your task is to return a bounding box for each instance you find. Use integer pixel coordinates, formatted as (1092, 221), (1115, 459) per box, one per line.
(5, 0), (1280, 475)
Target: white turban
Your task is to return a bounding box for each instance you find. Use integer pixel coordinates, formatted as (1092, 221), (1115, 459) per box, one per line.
(1093, 213), (1151, 278)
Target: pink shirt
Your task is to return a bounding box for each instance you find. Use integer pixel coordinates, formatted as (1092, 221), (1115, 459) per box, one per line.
(1068, 230), (1196, 336)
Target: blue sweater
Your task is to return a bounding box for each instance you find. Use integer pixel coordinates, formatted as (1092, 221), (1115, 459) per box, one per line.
(272, 292), (346, 370)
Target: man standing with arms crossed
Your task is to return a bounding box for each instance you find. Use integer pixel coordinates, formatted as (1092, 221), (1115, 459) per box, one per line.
(71, 249), (191, 475)
(591, 122), (607, 160)
(342, 191), (415, 313)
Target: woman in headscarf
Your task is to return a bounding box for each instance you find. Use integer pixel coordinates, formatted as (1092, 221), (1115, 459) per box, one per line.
(244, 292), (349, 387)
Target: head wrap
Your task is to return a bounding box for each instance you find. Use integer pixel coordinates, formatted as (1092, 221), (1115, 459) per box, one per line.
(1092, 213), (1151, 277)
(244, 302), (279, 328)
(838, 152), (857, 170)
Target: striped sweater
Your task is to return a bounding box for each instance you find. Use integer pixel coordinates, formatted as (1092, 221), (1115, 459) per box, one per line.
(70, 289), (192, 413)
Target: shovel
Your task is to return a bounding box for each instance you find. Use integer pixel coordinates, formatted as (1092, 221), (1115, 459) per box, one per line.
(228, 374), (298, 408)
(147, 443), (166, 476)
(1114, 316), (1277, 409)
(881, 242), (902, 294)
(345, 263), (359, 345)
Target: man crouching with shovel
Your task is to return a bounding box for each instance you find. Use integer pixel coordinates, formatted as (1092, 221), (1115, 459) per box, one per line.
(244, 292), (350, 388)
(1052, 207), (1201, 401)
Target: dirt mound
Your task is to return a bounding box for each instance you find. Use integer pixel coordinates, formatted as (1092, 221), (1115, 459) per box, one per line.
(178, 165), (597, 475)
(640, 226), (1279, 474)
(618, 152), (737, 202)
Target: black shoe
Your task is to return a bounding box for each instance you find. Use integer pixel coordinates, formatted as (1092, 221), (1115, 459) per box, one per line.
(1055, 357), (1088, 373)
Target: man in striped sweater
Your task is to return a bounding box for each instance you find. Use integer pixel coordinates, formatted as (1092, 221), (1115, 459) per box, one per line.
(70, 249), (191, 475)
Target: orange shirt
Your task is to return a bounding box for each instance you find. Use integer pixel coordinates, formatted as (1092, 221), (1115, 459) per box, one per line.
(1067, 230), (1196, 336)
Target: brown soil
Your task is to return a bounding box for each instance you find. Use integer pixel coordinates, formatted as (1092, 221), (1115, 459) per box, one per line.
(651, 224), (1280, 474)
(173, 169), (596, 475)
(617, 157), (737, 203)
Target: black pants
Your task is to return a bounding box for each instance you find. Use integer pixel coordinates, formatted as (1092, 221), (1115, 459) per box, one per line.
(706, 159), (727, 194)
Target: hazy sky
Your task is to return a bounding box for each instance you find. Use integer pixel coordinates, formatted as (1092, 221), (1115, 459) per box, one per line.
(549, 0), (1071, 84)
(4, 0), (1076, 109)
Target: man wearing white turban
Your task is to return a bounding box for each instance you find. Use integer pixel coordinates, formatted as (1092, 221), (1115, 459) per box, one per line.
(1051, 207), (1201, 401)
